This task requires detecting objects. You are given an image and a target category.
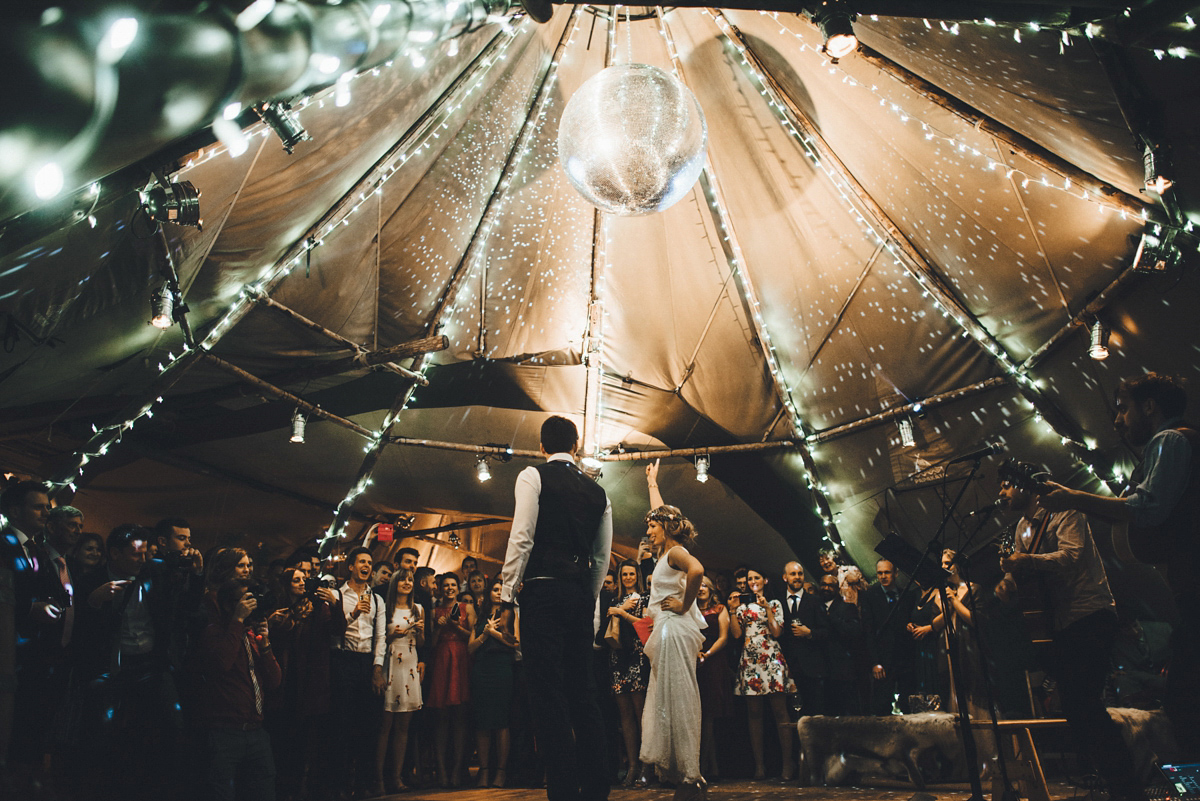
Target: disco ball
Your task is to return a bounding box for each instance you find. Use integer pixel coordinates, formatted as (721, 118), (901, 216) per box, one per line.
(558, 63), (707, 216)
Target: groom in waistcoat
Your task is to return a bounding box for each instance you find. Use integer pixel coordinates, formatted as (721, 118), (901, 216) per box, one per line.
(500, 416), (613, 801)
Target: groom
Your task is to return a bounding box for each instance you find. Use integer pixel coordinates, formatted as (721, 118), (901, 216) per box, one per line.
(500, 416), (613, 801)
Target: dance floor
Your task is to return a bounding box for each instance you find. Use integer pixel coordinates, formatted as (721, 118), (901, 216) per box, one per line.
(381, 779), (1087, 801)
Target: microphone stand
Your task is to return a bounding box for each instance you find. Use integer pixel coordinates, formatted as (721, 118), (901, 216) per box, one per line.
(877, 454), (991, 801)
(952, 506), (1022, 801)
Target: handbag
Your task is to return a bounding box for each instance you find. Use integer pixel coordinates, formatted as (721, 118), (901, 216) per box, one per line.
(603, 614), (625, 649)
(632, 615), (654, 646)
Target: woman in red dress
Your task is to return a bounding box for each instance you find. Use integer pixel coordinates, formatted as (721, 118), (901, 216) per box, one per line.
(428, 572), (475, 786)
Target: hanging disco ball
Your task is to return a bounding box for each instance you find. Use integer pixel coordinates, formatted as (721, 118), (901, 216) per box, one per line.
(558, 63), (707, 216)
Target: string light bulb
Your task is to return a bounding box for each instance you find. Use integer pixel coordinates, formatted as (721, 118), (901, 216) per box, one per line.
(1088, 320), (1110, 360)
(150, 287), (175, 329)
(476, 455), (492, 482)
(290, 408), (307, 443)
(695, 454), (710, 483)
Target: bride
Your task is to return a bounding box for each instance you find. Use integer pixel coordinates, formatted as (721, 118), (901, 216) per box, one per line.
(640, 460), (707, 800)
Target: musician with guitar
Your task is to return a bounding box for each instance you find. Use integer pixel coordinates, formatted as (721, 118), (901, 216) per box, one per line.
(997, 460), (1144, 801)
(1036, 373), (1200, 760)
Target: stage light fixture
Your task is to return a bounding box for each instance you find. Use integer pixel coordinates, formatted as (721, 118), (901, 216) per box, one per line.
(1131, 226), (1177, 273)
(150, 287), (175, 329)
(695, 454), (710, 483)
(290, 408), (307, 443)
(143, 179), (202, 228)
(476, 455), (492, 482)
(812, 5), (858, 59)
(898, 416), (916, 448)
(1088, 321), (1109, 361)
(256, 101), (311, 154)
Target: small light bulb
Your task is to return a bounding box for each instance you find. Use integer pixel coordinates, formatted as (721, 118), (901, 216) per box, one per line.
(99, 17), (138, 63)
(1088, 321), (1109, 360)
(290, 408), (306, 443)
(33, 163), (64, 199)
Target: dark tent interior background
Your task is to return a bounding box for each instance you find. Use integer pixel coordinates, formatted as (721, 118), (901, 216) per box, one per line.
(1, 0), (1198, 598)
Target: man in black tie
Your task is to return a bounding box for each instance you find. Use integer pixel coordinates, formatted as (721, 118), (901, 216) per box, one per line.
(778, 561), (830, 718)
(500, 416), (613, 801)
(860, 559), (916, 714)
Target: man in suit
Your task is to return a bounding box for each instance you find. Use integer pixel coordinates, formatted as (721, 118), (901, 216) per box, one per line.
(818, 573), (863, 715)
(500, 416), (612, 801)
(860, 558), (916, 714)
(2, 484), (70, 776)
(778, 561), (829, 717)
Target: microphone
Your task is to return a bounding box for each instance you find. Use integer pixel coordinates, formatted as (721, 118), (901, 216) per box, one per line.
(965, 501), (1001, 517)
(947, 443), (1002, 465)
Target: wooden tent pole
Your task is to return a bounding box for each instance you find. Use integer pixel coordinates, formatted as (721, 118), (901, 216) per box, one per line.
(853, 44), (1155, 220)
(1021, 266), (1142, 371)
(809, 377), (1007, 443)
(250, 292), (428, 385)
(200, 353), (376, 438)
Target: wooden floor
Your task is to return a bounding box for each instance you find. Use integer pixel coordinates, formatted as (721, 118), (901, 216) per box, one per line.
(375, 778), (1089, 801)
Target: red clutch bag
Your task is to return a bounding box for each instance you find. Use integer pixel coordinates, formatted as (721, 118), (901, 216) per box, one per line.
(632, 615), (654, 645)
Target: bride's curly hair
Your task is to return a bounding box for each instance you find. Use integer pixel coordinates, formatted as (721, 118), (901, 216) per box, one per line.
(645, 504), (698, 546)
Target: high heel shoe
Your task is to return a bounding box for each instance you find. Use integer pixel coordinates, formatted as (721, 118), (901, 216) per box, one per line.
(672, 778), (707, 801)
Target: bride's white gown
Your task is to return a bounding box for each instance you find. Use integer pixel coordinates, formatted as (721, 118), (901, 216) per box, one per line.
(639, 545), (706, 783)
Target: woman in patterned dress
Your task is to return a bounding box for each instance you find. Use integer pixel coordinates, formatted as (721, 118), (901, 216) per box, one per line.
(429, 573), (475, 786)
(375, 568), (424, 794)
(730, 567), (795, 781)
(608, 559), (650, 785)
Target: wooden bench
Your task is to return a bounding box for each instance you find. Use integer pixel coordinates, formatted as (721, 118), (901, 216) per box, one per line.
(969, 718), (1071, 801)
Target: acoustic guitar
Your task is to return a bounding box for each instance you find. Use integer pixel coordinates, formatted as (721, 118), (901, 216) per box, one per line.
(1110, 424), (1200, 566)
(996, 460), (1054, 643)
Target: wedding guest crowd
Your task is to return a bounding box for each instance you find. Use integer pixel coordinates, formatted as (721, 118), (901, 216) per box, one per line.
(0, 476), (1168, 798)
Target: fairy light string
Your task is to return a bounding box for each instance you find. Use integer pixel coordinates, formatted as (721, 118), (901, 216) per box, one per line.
(707, 10), (1132, 523)
(47, 18), (532, 498)
(655, 8), (845, 553)
(322, 7), (582, 551)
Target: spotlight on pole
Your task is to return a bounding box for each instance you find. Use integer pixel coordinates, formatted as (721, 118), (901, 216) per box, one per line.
(812, 4), (858, 59)
(256, 101), (311, 154)
(150, 287), (175, 329)
(290, 408), (307, 443)
(1088, 321), (1109, 361)
(695, 454), (710, 483)
(143, 177), (202, 228)
(476, 455), (492, 482)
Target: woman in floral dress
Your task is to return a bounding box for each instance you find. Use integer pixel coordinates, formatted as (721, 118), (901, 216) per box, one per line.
(608, 559), (650, 785)
(375, 568), (424, 794)
(730, 567), (795, 781)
